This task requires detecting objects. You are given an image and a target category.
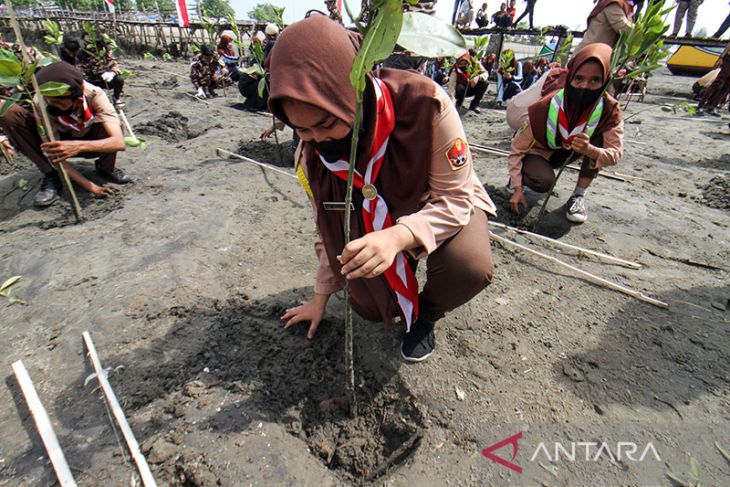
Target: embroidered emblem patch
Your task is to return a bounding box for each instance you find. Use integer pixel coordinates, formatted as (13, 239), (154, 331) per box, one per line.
(446, 137), (469, 171)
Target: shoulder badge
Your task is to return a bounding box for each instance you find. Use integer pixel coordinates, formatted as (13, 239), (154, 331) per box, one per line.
(446, 137), (469, 171)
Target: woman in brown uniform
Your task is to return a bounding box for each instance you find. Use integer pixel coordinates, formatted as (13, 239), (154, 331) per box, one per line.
(268, 15), (496, 362)
(507, 44), (624, 223)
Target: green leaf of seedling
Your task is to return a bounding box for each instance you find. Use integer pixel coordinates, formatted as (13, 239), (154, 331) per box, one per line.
(350, 0), (404, 91)
(0, 92), (21, 117)
(716, 442), (730, 463)
(7, 295), (26, 306)
(0, 74), (20, 88)
(38, 81), (70, 97)
(257, 77), (267, 98)
(0, 56), (22, 77)
(18, 178), (29, 191)
(124, 136), (148, 148)
(398, 12), (467, 58)
(666, 470), (690, 487)
(689, 458), (700, 482)
(0, 275), (21, 294)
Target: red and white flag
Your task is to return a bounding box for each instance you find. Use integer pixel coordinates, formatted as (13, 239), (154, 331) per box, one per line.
(175, 0), (190, 27)
(104, 0), (115, 14)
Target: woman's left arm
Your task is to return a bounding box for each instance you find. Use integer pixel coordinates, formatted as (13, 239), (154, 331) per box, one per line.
(395, 94), (475, 259)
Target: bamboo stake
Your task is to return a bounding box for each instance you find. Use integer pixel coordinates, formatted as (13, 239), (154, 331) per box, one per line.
(490, 232), (668, 308)
(216, 148), (296, 179)
(565, 164), (626, 182)
(12, 361), (77, 487)
(116, 108), (137, 138)
(489, 221), (642, 268)
(6, 0), (83, 222)
(82, 332), (157, 487)
(186, 93), (210, 105)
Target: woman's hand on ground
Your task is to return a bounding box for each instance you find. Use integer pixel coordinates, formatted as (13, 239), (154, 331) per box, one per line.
(338, 225), (414, 280)
(510, 187), (528, 214)
(1, 138), (14, 158)
(281, 293), (330, 339)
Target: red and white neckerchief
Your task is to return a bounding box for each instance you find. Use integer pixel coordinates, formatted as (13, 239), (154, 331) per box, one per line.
(546, 88), (603, 150)
(56, 87), (95, 133)
(317, 77), (419, 331)
(455, 66), (470, 80)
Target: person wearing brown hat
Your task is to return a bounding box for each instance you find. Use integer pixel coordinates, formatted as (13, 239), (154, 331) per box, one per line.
(507, 44), (624, 223)
(268, 16), (496, 362)
(0, 62), (130, 206)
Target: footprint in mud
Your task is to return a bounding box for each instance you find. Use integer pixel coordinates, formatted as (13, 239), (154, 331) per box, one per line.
(701, 175), (730, 211)
(136, 111), (205, 142)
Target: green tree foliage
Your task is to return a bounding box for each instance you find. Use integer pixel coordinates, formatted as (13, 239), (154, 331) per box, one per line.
(200, 0), (234, 18)
(135, 0), (175, 15)
(247, 2), (285, 26)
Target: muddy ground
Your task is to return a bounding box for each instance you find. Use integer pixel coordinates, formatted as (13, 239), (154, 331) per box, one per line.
(0, 60), (728, 486)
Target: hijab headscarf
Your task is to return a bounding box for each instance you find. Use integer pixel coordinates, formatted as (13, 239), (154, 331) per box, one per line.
(528, 43), (621, 150)
(36, 61), (84, 98)
(268, 15), (357, 128)
(217, 34), (235, 57)
(588, 0), (633, 23)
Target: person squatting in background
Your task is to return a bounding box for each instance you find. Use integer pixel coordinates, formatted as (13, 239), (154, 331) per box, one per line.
(190, 44), (232, 99)
(77, 38), (125, 106)
(507, 44), (624, 224)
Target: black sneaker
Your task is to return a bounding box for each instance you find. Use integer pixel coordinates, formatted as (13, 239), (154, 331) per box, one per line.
(565, 194), (587, 223)
(33, 171), (61, 207)
(97, 167), (134, 184)
(469, 106), (481, 114)
(401, 318), (435, 363)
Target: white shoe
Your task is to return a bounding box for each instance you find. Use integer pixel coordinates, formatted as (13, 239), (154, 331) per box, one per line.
(566, 194), (587, 223)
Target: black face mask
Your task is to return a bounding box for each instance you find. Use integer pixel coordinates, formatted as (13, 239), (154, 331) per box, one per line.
(312, 127), (360, 161)
(565, 85), (603, 109)
(47, 104), (75, 117)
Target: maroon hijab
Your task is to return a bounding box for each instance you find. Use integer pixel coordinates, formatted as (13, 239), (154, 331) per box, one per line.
(528, 43), (621, 150)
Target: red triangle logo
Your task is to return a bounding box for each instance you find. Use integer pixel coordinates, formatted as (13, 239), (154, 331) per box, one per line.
(481, 432), (523, 474)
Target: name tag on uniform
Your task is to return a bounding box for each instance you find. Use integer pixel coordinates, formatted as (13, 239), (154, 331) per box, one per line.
(323, 201), (355, 211)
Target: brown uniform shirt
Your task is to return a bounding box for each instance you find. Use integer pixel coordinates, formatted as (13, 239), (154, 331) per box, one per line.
(34, 82), (119, 138)
(576, 4), (633, 53)
(297, 86), (497, 295)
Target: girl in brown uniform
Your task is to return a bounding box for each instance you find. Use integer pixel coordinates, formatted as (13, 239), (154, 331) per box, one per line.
(268, 16), (496, 362)
(507, 44), (624, 223)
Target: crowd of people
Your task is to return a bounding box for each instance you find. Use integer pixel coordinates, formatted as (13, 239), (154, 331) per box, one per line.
(0, 0), (728, 364)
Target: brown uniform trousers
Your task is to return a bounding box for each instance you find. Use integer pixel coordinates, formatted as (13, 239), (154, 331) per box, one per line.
(521, 153), (598, 193)
(350, 209), (494, 323)
(0, 104), (116, 175)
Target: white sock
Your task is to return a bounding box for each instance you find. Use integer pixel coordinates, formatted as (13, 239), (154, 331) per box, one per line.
(573, 187), (586, 197)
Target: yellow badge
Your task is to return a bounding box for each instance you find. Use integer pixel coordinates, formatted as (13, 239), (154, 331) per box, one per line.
(445, 137), (469, 171)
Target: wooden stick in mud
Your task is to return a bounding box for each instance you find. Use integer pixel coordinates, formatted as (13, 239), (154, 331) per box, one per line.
(158, 68), (185, 78)
(186, 93), (211, 106)
(490, 233), (668, 309)
(12, 361), (77, 487)
(565, 164), (626, 182)
(489, 221), (642, 269)
(216, 148), (296, 179)
(116, 108), (138, 139)
(7, 0), (83, 222)
(82, 332), (157, 487)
